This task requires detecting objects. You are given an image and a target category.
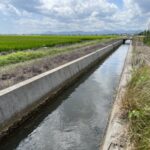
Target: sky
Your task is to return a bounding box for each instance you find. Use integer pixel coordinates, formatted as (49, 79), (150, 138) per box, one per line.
(0, 0), (150, 34)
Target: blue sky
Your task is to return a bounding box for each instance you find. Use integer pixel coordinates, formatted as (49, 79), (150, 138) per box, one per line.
(0, 0), (150, 34)
(108, 0), (123, 7)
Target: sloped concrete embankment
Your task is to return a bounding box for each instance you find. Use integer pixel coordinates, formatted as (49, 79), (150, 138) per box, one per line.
(0, 40), (123, 138)
(101, 41), (132, 150)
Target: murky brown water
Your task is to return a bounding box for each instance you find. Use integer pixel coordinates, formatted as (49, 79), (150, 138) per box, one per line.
(0, 42), (130, 150)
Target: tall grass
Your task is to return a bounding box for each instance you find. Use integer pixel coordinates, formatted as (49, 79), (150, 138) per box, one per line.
(123, 66), (150, 150)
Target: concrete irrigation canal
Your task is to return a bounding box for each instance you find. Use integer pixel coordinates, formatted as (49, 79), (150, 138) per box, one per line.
(0, 41), (130, 150)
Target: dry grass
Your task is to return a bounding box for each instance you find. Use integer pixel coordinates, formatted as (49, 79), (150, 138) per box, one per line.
(122, 37), (150, 150)
(123, 66), (150, 150)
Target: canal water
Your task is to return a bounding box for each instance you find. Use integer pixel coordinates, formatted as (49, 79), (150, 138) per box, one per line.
(0, 42), (130, 150)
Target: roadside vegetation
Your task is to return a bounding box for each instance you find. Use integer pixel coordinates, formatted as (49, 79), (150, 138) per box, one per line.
(123, 37), (150, 150)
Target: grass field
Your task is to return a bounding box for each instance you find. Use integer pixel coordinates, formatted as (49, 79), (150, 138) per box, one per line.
(0, 36), (120, 90)
(0, 35), (119, 67)
(0, 40), (98, 67)
(0, 35), (117, 52)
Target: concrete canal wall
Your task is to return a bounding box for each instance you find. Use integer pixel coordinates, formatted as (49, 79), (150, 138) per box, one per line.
(0, 40), (123, 134)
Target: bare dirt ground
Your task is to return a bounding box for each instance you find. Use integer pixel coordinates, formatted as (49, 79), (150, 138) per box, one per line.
(0, 39), (118, 90)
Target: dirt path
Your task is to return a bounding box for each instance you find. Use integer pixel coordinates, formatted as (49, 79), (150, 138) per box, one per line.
(0, 39), (118, 90)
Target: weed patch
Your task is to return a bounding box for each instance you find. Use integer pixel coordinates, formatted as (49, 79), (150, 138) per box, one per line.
(123, 66), (150, 150)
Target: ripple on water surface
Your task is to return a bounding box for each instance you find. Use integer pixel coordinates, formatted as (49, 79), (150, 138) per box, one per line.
(0, 43), (129, 150)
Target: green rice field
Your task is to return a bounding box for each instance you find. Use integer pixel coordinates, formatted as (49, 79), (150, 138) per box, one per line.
(0, 35), (118, 52)
(0, 35), (119, 67)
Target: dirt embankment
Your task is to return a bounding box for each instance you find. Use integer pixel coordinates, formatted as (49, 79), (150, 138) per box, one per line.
(0, 39), (118, 90)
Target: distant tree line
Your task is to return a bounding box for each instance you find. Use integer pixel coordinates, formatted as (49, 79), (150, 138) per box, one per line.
(144, 31), (150, 43)
(139, 23), (150, 43)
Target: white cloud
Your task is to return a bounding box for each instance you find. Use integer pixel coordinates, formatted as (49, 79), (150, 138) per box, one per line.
(38, 0), (118, 20)
(0, 0), (149, 34)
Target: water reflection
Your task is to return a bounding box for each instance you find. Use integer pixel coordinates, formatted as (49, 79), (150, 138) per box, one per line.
(0, 44), (129, 150)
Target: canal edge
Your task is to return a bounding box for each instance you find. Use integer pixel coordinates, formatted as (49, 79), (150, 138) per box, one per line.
(0, 40), (123, 141)
(100, 41), (133, 150)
